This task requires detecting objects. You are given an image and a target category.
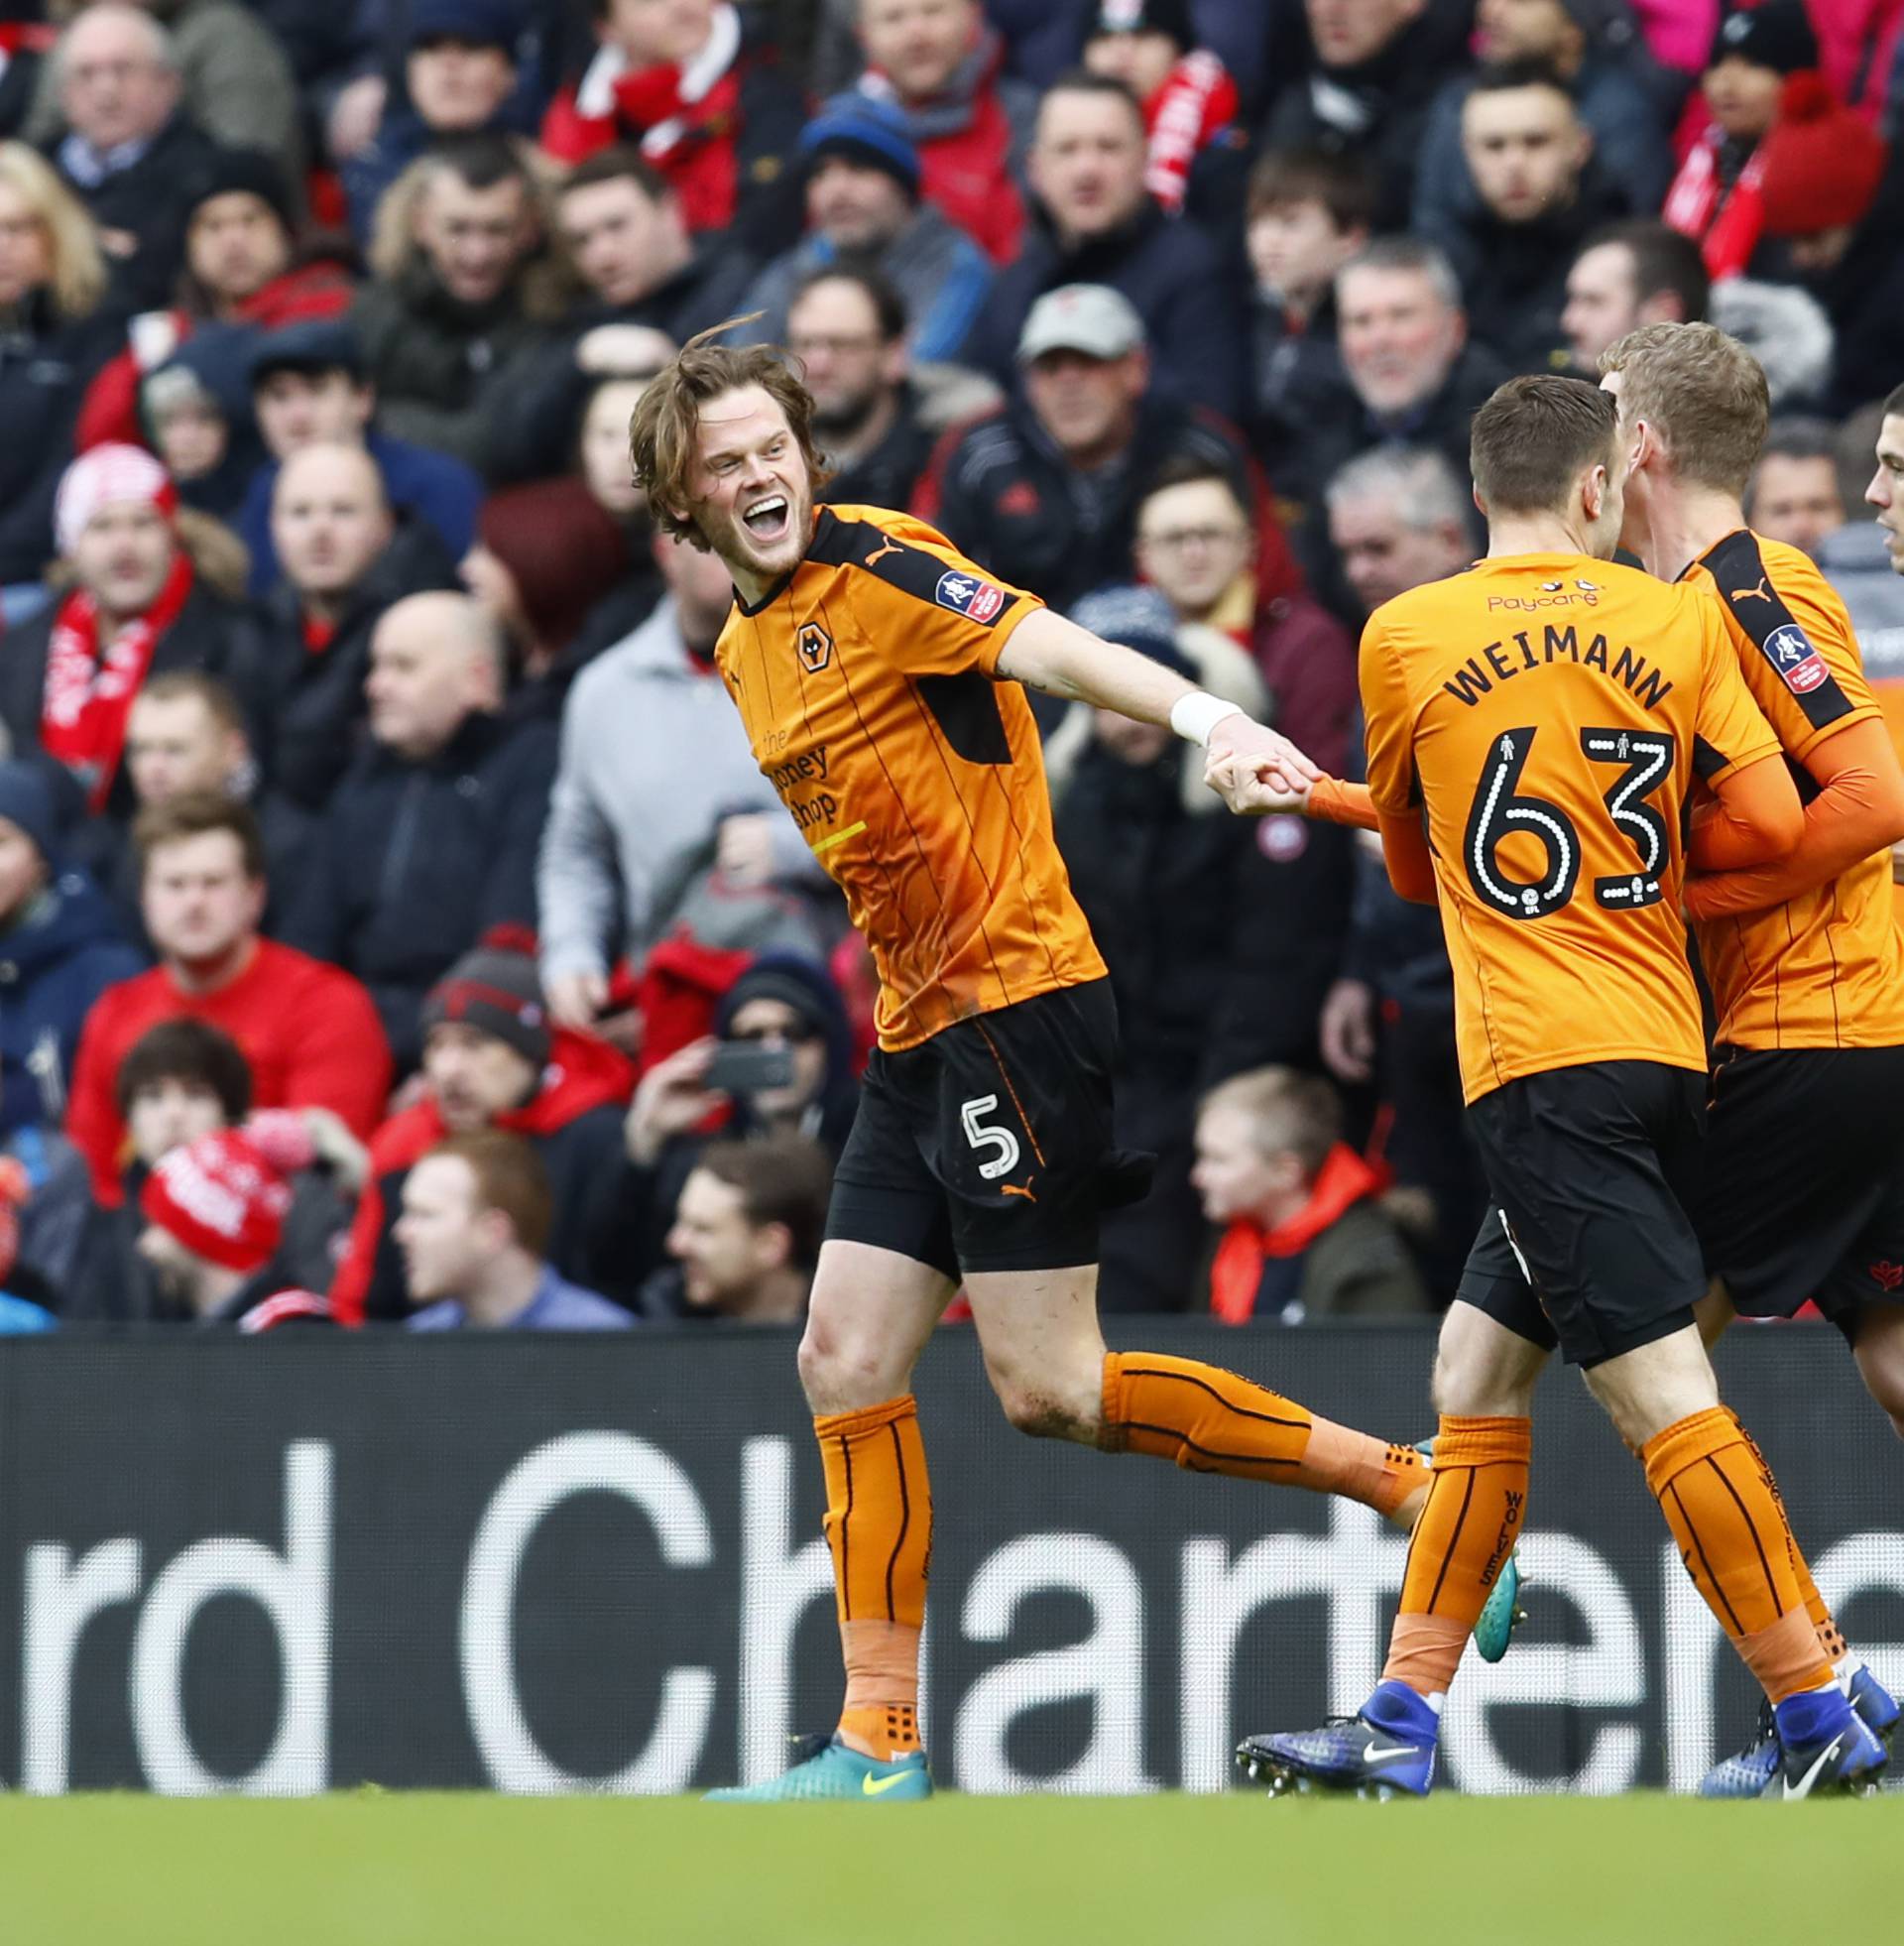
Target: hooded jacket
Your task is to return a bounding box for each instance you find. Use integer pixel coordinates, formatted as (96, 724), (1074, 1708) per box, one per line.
(536, 596), (803, 991)
(0, 870), (142, 1141)
(1207, 1144), (1429, 1323)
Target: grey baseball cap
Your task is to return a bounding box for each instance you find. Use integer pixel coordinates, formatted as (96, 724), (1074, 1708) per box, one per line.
(1016, 284), (1146, 364)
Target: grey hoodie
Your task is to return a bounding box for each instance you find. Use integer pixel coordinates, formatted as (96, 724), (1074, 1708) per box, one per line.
(537, 598), (812, 986)
(1819, 522), (1904, 688)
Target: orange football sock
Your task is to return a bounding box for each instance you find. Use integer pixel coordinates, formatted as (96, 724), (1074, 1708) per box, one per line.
(1643, 1406), (1836, 1703)
(815, 1397), (930, 1760)
(1101, 1351), (1424, 1517)
(1382, 1415), (1530, 1698)
(1727, 1418), (1849, 1664)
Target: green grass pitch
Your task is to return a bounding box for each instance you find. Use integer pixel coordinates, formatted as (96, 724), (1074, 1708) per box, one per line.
(4, 1793), (1897, 1945)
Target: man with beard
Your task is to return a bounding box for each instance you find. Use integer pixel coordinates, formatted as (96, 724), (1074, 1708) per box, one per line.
(1440, 62), (1633, 375)
(785, 269), (932, 509)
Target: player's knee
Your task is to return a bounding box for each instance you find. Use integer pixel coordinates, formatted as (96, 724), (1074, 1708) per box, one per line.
(995, 1379), (1094, 1441)
(796, 1318), (898, 1411)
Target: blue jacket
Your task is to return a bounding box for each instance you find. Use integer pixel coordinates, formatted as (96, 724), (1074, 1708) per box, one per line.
(0, 871), (143, 1140)
(238, 429), (484, 597)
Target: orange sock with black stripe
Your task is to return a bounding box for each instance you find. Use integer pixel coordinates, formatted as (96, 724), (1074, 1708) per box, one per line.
(1101, 1352), (1425, 1517)
(815, 1397), (931, 1762)
(1726, 1417), (1850, 1664)
(1643, 1405), (1836, 1703)
(1382, 1415), (1530, 1697)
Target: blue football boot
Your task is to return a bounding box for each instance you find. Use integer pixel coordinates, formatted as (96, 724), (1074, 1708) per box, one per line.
(1701, 1664), (1900, 1798)
(1414, 1440), (1525, 1663)
(1770, 1685), (1887, 1799)
(1237, 1679), (1440, 1799)
(705, 1735), (932, 1803)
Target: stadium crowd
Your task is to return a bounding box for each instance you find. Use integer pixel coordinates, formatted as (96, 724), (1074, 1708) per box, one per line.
(0, 0), (1901, 1334)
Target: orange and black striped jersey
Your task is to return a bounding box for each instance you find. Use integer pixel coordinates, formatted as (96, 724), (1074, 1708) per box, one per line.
(1682, 530), (1904, 1050)
(715, 504), (1106, 1051)
(1362, 552), (1781, 1104)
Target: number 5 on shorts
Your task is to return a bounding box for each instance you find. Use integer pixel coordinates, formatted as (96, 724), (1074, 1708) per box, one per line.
(960, 1094), (1021, 1179)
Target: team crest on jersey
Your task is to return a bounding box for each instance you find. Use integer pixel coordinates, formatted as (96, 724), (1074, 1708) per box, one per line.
(796, 622), (833, 672)
(1763, 622), (1828, 695)
(935, 569), (1006, 623)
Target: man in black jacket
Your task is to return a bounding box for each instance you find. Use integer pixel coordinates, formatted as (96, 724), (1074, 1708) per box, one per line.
(229, 442), (457, 818)
(1438, 62), (1634, 374)
(283, 592), (557, 1068)
(47, 6), (225, 312)
(1260, 0), (1472, 232)
(960, 69), (1247, 421)
(481, 147), (756, 483)
(916, 283), (1258, 612)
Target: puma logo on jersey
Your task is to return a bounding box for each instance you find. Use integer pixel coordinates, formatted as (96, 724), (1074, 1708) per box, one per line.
(1732, 577), (1773, 603)
(864, 539), (904, 567)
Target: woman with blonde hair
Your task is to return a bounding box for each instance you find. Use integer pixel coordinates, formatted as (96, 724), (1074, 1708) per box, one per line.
(0, 140), (120, 614)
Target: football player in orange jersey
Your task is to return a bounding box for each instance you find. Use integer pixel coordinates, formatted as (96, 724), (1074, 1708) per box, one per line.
(1593, 325), (1904, 1792)
(1238, 376), (1887, 1800)
(627, 321), (1454, 1803)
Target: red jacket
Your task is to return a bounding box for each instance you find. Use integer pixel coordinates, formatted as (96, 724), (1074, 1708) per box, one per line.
(74, 261), (356, 454)
(328, 1030), (634, 1325)
(67, 938), (392, 1203)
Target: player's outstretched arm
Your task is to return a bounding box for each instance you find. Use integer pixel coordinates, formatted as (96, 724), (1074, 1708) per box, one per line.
(995, 607), (1319, 808)
(1686, 718), (1904, 920)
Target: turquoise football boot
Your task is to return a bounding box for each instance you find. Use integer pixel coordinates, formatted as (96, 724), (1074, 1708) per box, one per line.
(705, 1736), (932, 1803)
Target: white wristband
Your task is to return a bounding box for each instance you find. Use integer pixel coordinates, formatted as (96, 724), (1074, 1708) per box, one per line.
(1169, 690), (1244, 748)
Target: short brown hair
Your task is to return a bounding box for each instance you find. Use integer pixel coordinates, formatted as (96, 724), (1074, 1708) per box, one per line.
(559, 144), (672, 206)
(1882, 380), (1904, 419)
(627, 318), (834, 549)
(426, 1130), (553, 1259)
(1470, 374), (1619, 518)
(114, 1018), (252, 1122)
(1599, 321), (1770, 498)
(134, 669), (247, 736)
(695, 1135), (833, 1272)
(1246, 146), (1378, 231)
(1199, 1067), (1342, 1183)
(133, 792), (266, 881)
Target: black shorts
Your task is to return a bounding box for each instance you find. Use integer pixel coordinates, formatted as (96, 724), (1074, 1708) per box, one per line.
(1698, 1042), (1904, 1337)
(825, 979), (1151, 1280)
(1457, 1060), (1708, 1368)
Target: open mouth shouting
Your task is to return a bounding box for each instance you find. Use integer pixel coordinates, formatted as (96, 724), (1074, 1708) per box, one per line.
(741, 493), (793, 549)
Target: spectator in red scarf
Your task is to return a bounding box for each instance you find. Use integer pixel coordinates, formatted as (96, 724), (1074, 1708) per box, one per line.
(1081, 0), (1243, 225)
(539, 0), (805, 261)
(65, 793), (392, 1205)
(73, 151), (354, 454)
(1663, 0), (1820, 279)
(1193, 1067), (1429, 1324)
(0, 444), (259, 829)
(330, 936), (632, 1324)
(850, 0), (1037, 264)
